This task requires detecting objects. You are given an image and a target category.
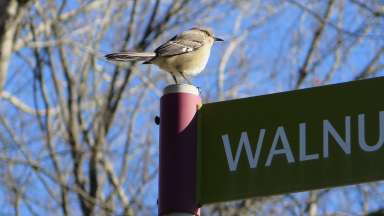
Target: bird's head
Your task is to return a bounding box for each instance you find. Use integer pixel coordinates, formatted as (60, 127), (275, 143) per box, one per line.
(190, 27), (224, 43)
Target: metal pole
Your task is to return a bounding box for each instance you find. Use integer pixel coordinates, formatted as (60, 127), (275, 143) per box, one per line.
(159, 84), (201, 216)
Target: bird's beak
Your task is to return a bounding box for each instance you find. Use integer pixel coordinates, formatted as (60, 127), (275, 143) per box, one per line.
(214, 37), (224, 42)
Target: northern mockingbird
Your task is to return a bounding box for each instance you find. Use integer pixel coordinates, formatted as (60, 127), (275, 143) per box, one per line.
(105, 27), (223, 84)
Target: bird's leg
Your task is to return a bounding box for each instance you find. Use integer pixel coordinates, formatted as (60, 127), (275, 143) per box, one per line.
(179, 72), (192, 85)
(171, 74), (178, 84)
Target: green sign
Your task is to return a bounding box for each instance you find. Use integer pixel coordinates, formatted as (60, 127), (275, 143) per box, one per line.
(197, 77), (384, 204)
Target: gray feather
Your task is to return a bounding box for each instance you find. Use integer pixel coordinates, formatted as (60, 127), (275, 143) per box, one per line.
(105, 51), (156, 62)
(154, 34), (204, 57)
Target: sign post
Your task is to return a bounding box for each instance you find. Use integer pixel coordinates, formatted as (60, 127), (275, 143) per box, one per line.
(159, 84), (201, 215)
(197, 77), (384, 204)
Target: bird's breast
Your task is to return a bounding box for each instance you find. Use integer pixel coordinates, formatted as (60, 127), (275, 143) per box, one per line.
(176, 45), (211, 75)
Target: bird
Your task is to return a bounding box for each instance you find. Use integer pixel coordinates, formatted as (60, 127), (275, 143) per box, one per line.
(105, 27), (223, 84)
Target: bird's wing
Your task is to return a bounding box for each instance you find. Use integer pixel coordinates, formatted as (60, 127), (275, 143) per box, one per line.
(154, 35), (204, 57)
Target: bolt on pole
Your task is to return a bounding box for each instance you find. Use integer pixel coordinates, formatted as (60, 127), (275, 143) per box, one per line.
(159, 84), (201, 216)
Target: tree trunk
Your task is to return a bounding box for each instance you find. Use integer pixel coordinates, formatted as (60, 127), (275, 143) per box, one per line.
(0, 0), (29, 92)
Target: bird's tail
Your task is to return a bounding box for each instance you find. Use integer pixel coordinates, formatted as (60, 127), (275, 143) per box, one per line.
(105, 51), (156, 62)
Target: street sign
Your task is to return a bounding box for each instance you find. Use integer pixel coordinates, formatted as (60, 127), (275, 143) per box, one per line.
(197, 77), (384, 204)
